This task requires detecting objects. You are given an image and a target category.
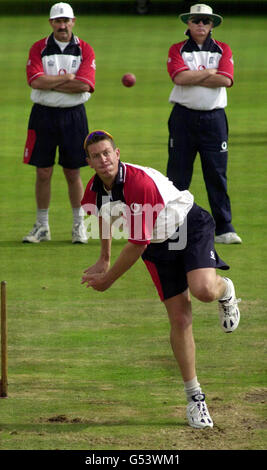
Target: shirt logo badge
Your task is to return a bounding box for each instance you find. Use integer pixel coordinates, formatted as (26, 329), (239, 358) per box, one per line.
(220, 141), (228, 152)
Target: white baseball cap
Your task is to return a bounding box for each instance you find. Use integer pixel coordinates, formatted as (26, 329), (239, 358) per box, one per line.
(49, 3), (75, 20)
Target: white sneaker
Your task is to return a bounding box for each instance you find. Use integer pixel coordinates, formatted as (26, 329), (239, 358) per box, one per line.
(186, 393), (213, 429)
(22, 223), (51, 243)
(72, 221), (88, 244)
(218, 278), (241, 333)
(215, 232), (242, 244)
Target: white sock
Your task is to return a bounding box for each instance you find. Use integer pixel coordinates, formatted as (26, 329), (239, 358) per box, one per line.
(184, 376), (202, 402)
(37, 209), (49, 227)
(220, 277), (232, 301)
(72, 207), (83, 225)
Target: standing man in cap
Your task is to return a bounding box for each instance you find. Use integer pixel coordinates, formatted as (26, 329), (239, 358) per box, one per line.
(167, 4), (241, 244)
(23, 3), (96, 244)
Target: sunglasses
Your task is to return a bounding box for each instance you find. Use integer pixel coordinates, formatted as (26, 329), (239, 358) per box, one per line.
(190, 17), (213, 25)
(84, 130), (114, 150)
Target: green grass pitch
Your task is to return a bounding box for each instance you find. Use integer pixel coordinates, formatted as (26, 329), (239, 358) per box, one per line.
(0, 14), (266, 450)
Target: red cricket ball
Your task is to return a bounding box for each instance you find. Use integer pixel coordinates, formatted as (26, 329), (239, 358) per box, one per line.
(121, 73), (136, 87)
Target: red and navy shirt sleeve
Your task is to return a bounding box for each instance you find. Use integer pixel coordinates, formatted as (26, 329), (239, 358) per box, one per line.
(81, 165), (166, 246)
(26, 38), (46, 85)
(75, 40), (96, 92)
(81, 176), (98, 216)
(216, 41), (234, 86)
(123, 166), (165, 245)
(167, 42), (189, 81)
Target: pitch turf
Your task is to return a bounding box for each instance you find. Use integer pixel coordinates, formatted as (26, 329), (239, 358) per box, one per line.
(0, 14), (266, 451)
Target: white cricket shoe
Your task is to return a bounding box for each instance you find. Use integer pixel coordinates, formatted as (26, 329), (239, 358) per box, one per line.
(23, 223), (51, 243)
(186, 393), (213, 429)
(215, 232), (242, 244)
(72, 221), (88, 244)
(218, 278), (241, 333)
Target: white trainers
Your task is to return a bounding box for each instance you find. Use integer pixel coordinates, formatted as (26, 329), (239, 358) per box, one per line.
(218, 278), (241, 333)
(72, 221), (88, 244)
(186, 393), (213, 429)
(23, 223), (51, 243)
(215, 232), (242, 244)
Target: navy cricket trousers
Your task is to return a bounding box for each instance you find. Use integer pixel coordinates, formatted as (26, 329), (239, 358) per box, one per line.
(167, 103), (234, 235)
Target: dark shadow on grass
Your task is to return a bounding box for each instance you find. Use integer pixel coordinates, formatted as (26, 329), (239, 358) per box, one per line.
(0, 238), (126, 248)
(229, 132), (267, 146)
(0, 240), (100, 248)
(230, 132), (267, 139)
(229, 141), (267, 147)
(0, 420), (186, 433)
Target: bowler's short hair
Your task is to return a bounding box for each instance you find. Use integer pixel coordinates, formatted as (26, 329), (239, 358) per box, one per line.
(84, 130), (115, 157)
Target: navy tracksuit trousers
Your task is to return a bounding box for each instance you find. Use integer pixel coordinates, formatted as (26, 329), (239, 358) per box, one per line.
(167, 103), (234, 235)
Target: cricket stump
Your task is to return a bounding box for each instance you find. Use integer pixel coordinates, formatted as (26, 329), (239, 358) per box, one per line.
(0, 281), (8, 398)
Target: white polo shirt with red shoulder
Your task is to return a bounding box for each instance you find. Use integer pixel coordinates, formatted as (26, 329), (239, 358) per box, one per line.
(81, 162), (194, 245)
(26, 33), (96, 108)
(167, 34), (234, 111)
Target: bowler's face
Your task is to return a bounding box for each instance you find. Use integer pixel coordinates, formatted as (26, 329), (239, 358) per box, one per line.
(86, 140), (120, 187)
(49, 17), (75, 42)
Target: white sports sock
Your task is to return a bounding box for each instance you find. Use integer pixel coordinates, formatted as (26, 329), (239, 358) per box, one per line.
(184, 376), (202, 402)
(220, 277), (232, 301)
(72, 207), (83, 225)
(36, 209), (49, 227)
